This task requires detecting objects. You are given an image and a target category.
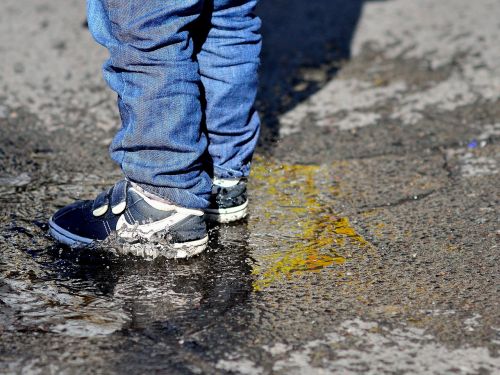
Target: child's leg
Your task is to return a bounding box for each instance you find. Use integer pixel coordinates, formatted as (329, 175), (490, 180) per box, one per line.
(197, 0), (262, 180)
(87, 0), (211, 209)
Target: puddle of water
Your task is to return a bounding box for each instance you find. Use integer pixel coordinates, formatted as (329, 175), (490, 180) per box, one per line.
(1, 212), (253, 340)
(249, 157), (371, 291)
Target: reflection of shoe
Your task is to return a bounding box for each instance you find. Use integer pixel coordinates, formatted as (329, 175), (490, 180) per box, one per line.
(205, 177), (248, 223)
(48, 180), (208, 258)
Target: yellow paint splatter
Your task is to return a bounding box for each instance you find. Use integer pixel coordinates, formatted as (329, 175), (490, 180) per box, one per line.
(250, 157), (371, 291)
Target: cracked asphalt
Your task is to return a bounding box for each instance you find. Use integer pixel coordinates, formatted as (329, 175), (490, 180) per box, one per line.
(0, 0), (499, 374)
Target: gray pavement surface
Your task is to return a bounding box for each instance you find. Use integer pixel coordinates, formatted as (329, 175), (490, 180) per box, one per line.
(0, 0), (499, 374)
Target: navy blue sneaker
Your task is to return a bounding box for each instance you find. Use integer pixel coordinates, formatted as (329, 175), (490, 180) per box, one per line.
(48, 180), (208, 259)
(205, 177), (248, 223)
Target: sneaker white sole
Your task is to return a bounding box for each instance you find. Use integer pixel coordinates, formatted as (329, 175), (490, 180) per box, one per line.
(204, 200), (248, 223)
(48, 218), (208, 259)
(120, 235), (209, 260)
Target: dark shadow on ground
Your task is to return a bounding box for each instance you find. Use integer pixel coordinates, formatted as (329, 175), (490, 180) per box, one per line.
(256, 0), (366, 150)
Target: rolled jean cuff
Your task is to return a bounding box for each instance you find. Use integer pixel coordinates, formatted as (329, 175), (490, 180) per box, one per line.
(213, 163), (252, 180)
(133, 181), (210, 209)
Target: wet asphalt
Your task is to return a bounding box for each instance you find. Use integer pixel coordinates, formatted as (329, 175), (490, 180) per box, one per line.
(0, 0), (499, 374)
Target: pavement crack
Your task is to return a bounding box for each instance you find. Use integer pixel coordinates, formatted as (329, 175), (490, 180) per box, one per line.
(358, 189), (437, 212)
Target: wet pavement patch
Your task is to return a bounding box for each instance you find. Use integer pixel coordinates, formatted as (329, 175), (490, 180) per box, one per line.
(249, 158), (372, 291)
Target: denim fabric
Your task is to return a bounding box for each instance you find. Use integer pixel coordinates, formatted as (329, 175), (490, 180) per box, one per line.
(86, 0), (261, 209)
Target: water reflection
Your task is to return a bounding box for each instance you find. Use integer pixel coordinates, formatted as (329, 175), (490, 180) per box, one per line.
(1, 219), (252, 339)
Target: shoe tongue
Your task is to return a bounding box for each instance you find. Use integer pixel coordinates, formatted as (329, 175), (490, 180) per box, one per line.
(127, 187), (143, 202)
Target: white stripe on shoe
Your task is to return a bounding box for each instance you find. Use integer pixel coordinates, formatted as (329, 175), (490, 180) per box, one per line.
(49, 217), (94, 248)
(212, 177), (240, 188)
(204, 200), (248, 223)
(115, 211), (192, 239)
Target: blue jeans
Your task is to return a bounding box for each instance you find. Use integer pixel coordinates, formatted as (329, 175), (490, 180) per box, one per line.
(87, 0), (261, 208)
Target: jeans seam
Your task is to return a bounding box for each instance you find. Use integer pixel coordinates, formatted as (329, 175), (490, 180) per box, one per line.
(104, 0), (128, 168)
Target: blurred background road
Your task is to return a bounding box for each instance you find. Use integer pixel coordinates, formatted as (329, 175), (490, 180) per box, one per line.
(0, 0), (499, 374)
